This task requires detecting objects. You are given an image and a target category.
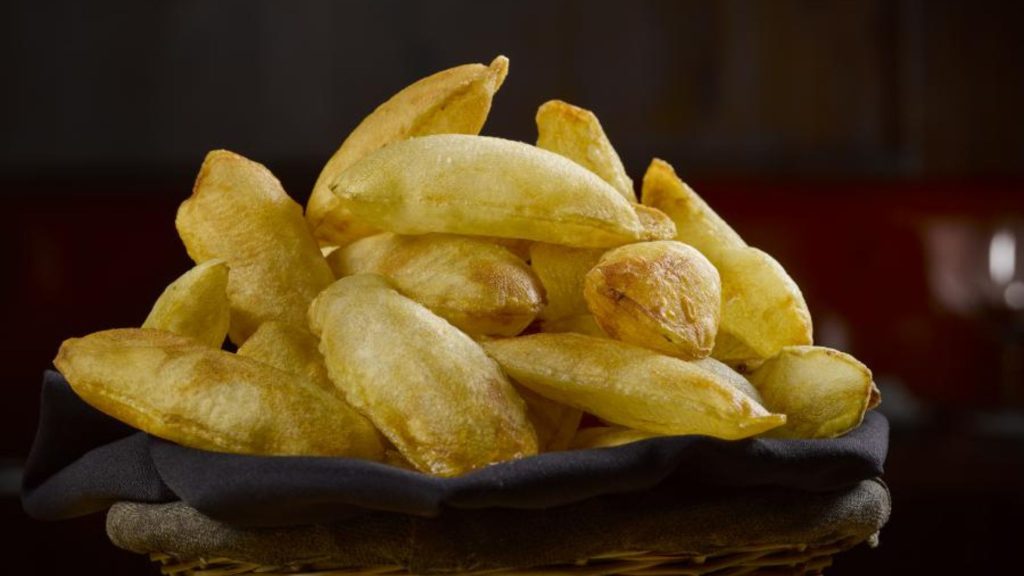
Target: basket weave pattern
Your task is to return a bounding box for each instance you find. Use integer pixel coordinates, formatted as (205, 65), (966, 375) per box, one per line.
(151, 534), (871, 576)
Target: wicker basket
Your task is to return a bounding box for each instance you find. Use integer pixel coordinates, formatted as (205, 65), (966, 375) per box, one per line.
(109, 479), (890, 576)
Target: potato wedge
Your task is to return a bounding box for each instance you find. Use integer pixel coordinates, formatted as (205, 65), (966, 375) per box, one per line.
(481, 333), (785, 439)
(535, 99), (634, 201)
(309, 274), (537, 476)
(331, 234), (544, 337)
(714, 246), (813, 365)
(307, 56), (509, 247)
(236, 321), (336, 395)
(640, 158), (746, 257)
(516, 386), (582, 452)
(327, 134), (643, 247)
(748, 346), (877, 439)
(176, 150), (334, 345)
(570, 426), (661, 449)
(54, 328), (384, 459)
(693, 357), (762, 403)
(539, 314), (607, 338)
(529, 243), (605, 321)
(142, 259), (229, 348)
(585, 241), (721, 360)
(634, 204), (677, 241)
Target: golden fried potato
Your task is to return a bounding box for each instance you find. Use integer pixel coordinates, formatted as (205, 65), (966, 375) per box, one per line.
(327, 135), (643, 248)
(634, 204), (677, 241)
(236, 321), (335, 395)
(309, 274), (537, 476)
(693, 357), (762, 403)
(714, 246), (813, 366)
(176, 150), (334, 345)
(142, 259), (229, 348)
(517, 386), (582, 452)
(748, 346), (878, 439)
(481, 333), (785, 439)
(331, 234), (544, 337)
(570, 426), (661, 449)
(584, 241), (721, 360)
(307, 56), (509, 247)
(535, 99), (634, 201)
(539, 314), (608, 338)
(529, 244), (605, 321)
(640, 158), (746, 257)
(54, 328), (384, 458)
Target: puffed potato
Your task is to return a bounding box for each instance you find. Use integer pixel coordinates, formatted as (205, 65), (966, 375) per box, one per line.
(176, 150), (334, 345)
(714, 246), (813, 367)
(236, 321), (336, 395)
(570, 426), (661, 449)
(517, 386), (582, 452)
(142, 259), (229, 348)
(54, 328), (384, 459)
(330, 233), (544, 337)
(327, 134), (643, 247)
(749, 346), (879, 439)
(309, 274), (537, 476)
(535, 99), (634, 201)
(584, 241), (721, 360)
(640, 158), (746, 258)
(307, 56), (509, 247)
(529, 244), (605, 321)
(481, 333), (785, 439)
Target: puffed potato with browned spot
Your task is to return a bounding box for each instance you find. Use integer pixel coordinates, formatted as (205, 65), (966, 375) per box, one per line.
(584, 241), (721, 360)
(307, 56), (509, 247)
(142, 259), (230, 348)
(330, 233), (544, 337)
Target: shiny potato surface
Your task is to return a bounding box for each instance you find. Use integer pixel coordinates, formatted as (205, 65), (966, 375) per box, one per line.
(307, 56), (509, 247)
(481, 333), (785, 440)
(584, 241), (721, 360)
(332, 233), (544, 337)
(308, 274), (538, 476)
(176, 150), (334, 345)
(142, 259), (229, 348)
(327, 134), (644, 248)
(54, 328), (384, 459)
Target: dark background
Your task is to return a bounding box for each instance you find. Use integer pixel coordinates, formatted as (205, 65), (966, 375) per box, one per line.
(4, 0), (1024, 573)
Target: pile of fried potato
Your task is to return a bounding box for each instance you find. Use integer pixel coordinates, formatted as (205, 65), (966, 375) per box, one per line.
(55, 56), (880, 477)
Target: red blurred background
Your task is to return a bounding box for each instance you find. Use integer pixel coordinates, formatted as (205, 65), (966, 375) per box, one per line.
(3, 1), (1023, 573)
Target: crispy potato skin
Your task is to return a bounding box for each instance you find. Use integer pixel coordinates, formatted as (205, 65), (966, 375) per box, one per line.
(328, 135), (643, 248)
(529, 243), (605, 321)
(307, 56), (509, 247)
(585, 241), (721, 360)
(481, 333), (785, 440)
(535, 99), (634, 201)
(713, 247), (813, 364)
(54, 329), (384, 459)
(693, 357), (763, 404)
(236, 321), (337, 396)
(640, 158), (746, 258)
(176, 150), (334, 345)
(142, 259), (229, 348)
(749, 346), (877, 439)
(333, 234), (544, 337)
(309, 275), (538, 476)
